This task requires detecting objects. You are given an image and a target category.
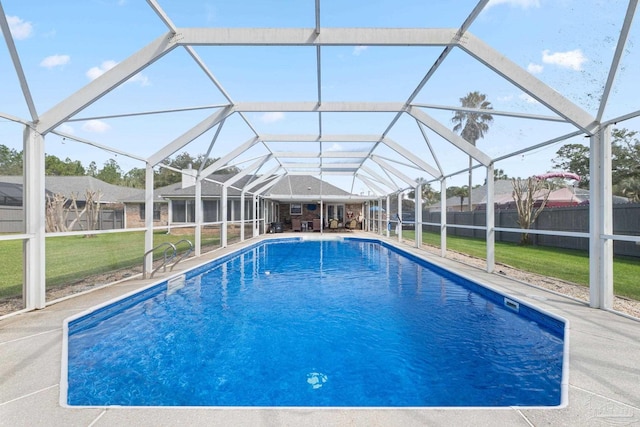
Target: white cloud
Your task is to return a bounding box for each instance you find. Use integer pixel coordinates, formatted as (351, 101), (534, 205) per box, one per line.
(7, 15), (33, 40)
(86, 59), (150, 85)
(519, 93), (539, 104)
(57, 123), (75, 135)
(40, 54), (70, 69)
(260, 112), (285, 123)
(86, 60), (118, 80)
(542, 49), (587, 71)
(527, 62), (544, 74)
(487, 0), (540, 9)
(327, 143), (344, 152)
(352, 46), (368, 56)
(129, 73), (150, 86)
(82, 120), (111, 133)
(497, 94), (514, 102)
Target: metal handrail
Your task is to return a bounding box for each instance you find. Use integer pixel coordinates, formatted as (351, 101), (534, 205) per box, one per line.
(169, 239), (194, 272)
(143, 242), (176, 279)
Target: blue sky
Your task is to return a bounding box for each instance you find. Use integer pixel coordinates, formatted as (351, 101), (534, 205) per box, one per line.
(1, 0), (639, 192)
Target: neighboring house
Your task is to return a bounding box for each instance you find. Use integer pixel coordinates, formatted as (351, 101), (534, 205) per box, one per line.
(0, 175), (147, 232)
(427, 180), (515, 212)
(427, 179), (630, 212)
(1, 173), (371, 233)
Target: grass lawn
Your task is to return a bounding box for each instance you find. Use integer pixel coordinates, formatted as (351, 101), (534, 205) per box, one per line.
(403, 230), (640, 301)
(2, 230), (638, 302)
(0, 231), (221, 299)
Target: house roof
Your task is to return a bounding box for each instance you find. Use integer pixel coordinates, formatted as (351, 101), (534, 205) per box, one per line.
(429, 180), (515, 210)
(158, 174), (360, 201)
(0, 175), (145, 203)
(266, 175), (356, 200)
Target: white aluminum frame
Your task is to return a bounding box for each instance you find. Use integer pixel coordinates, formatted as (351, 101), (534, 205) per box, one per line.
(1, 0), (638, 312)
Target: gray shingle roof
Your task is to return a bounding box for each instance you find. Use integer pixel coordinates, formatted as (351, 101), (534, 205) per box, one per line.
(158, 174), (354, 199)
(0, 175), (145, 203)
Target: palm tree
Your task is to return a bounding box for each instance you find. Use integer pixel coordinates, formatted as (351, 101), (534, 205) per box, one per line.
(451, 91), (494, 211)
(450, 186), (469, 212)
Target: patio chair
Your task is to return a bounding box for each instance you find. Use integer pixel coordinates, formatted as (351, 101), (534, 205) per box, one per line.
(345, 219), (357, 230)
(329, 218), (339, 231)
(292, 218), (302, 232)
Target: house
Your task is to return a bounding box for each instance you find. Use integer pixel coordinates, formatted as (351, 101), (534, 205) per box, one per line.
(427, 180), (516, 212)
(157, 174), (368, 231)
(0, 175), (151, 232)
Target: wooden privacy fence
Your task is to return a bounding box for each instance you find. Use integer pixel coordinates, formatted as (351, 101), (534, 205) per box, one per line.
(419, 203), (640, 258)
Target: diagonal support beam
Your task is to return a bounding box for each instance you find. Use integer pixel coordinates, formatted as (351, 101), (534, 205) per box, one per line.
(36, 32), (179, 134)
(596, 0), (638, 122)
(360, 165), (401, 191)
(244, 165), (282, 192)
(148, 106), (235, 166)
(200, 136), (261, 177)
(407, 107), (492, 166)
(357, 174), (386, 196)
(224, 154), (273, 188)
(254, 174), (286, 196)
(0, 3), (38, 122)
(458, 33), (596, 133)
(370, 156), (418, 187)
(382, 135), (444, 176)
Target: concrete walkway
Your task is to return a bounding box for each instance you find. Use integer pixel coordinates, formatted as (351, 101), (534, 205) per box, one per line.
(2, 234), (639, 426)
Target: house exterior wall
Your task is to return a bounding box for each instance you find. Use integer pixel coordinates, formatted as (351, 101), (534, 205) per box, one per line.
(125, 202), (169, 228)
(277, 202), (364, 230)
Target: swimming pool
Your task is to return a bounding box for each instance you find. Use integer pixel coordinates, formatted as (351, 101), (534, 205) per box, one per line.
(62, 237), (566, 407)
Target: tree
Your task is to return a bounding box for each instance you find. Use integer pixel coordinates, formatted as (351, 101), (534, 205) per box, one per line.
(87, 161), (98, 177)
(96, 159), (123, 185)
(484, 168), (511, 185)
(122, 167), (146, 188)
(451, 91), (494, 211)
(448, 186), (469, 211)
(154, 152), (241, 188)
(551, 144), (590, 188)
(512, 177), (550, 245)
(0, 144), (23, 174)
(611, 128), (640, 186)
(617, 176), (640, 202)
(552, 128), (640, 192)
(45, 154), (86, 176)
(408, 178), (439, 205)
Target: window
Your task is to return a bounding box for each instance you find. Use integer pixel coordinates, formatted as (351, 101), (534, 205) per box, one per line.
(203, 200), (219, 222)
(139, 203), (161, 221)
(171, 200), (195, 223)
(290, 203), (302, 215)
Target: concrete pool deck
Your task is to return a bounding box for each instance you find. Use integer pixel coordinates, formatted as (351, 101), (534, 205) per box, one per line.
(2, 233), (639, 426)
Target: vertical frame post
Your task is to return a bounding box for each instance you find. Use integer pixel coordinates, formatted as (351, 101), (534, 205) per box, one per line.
(589, 126), (614, 309)
(23, 126), (46, 309)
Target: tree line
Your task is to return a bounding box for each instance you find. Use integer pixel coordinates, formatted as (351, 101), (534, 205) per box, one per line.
(0, 146), (238, 189)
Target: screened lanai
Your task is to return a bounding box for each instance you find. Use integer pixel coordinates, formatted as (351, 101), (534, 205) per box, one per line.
(1, 0), (639, 316)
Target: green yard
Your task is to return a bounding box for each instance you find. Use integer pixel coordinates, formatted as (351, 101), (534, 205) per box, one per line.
(402, 230), (640, 301)
(0, 231), (221, 299)
(1, 230), (638, 302)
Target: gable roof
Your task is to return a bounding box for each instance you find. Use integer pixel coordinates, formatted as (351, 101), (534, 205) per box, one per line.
(0, 175), (144, 203)
(265, 175), (355, 199)
(158, 174), (360, 201)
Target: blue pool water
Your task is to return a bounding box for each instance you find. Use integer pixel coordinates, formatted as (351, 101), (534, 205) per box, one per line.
(65, 238), (565, 407)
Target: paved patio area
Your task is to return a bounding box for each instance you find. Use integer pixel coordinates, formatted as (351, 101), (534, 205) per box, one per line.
(1, 234), (639, 426)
